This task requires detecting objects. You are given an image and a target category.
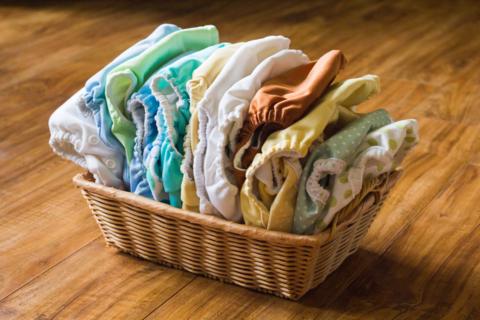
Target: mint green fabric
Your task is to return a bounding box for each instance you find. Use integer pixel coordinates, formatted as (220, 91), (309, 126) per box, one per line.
(105, 25), (219, 163)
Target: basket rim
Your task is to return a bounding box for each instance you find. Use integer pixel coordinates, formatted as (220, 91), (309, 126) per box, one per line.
(73, 170), (400, 247)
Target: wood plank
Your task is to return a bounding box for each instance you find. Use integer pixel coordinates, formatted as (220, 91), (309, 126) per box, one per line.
(0, 159), (100, 300)
(0, 0), (479, 319)
(0, 239), (196, 320)
(317, 164), (480, 319)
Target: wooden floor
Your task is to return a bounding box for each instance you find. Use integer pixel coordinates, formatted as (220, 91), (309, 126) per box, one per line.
(1, 1), (479, 319)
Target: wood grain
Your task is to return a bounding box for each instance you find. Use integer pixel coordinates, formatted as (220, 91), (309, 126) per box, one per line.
(0, 0), (479, 319)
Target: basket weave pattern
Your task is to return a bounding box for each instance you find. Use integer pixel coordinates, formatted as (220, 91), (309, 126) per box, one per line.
(73, 170), (400, 300)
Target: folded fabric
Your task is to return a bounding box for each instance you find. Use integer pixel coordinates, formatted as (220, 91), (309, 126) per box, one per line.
(233, 50), (347, 180)
(193, 35), (291, 215)
(203, 49), (309, 222)
(127, 53), (194, 200)
(84, 24), (180, 188)
(296, 118), (418, 234)
(143, 44), (227, 207)
(49, 89), (124, 189)
(180, 43), (244, 212)
(84, 23), (180, 150)
(127, 44), (224, 202)
(106, 25), (219, 164)
(240, 75), (381, 232)
(128, 83), (167, 199)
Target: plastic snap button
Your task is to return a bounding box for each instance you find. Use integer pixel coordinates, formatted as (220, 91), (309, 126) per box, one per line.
(106, 159), (116, 169)
(88, 135), (99, 145)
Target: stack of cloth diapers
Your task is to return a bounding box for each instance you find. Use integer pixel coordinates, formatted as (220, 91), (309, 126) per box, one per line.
(49, 24), (419, 235)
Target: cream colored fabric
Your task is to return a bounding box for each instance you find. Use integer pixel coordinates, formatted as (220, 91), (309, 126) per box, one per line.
(180, 43), (244, 211)
(193, 35), (291, 215)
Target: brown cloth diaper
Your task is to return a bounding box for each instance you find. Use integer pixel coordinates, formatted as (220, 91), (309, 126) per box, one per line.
(232, 50), (347, 184)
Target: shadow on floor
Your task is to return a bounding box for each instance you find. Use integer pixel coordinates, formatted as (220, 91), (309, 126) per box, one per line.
(298, 248), (479, 318)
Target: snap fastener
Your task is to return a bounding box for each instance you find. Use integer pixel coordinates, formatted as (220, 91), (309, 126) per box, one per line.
(88, 135), (99, 145)
(106, 159), (116, 169)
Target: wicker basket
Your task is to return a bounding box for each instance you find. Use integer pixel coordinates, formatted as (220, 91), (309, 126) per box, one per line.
(73, 170), (400, 300)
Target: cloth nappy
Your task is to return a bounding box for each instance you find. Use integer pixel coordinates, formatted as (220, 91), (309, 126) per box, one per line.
(233, 50), (346, 177)
(203, 49), (309, 222)
(106, 26), (219, 164)
(240, 75), (381, 232)
(83, 24), (180, 187)
(127, 84), (167, 199)
(294, 118), (418, 234)
(193, 35), (291, 215)
(84, 23), (180, 149)
(49, 89), (125, 189)
(142, 43), (226, 207)
(180, 43), (244, 212)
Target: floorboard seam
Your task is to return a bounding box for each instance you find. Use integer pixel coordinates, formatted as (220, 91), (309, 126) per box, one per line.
(141, 276), (198, 320)
(312, 162), (469, 319)
(0, 236), (101, 303)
